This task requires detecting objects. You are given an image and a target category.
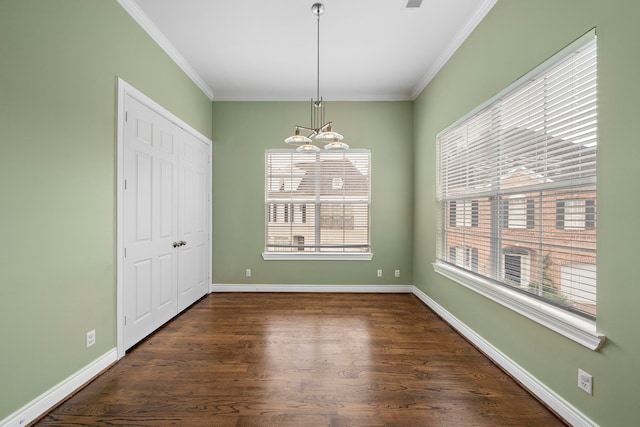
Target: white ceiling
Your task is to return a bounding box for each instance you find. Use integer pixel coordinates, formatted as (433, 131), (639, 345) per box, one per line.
(122, 0), (496, 101)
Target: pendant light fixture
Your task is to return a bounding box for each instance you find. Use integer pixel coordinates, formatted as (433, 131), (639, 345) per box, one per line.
(284, 3), (349, 152)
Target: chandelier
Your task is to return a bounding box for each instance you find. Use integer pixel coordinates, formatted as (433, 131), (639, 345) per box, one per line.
(284, 3), (349, 152)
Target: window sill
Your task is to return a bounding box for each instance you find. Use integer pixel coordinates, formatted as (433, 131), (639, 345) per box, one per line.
(433, 261), (605, 351)
(262, 252), (373, 261)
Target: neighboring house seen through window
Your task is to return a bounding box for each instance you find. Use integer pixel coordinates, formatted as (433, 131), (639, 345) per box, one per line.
(264, 149), (371, 259)
(435, 33), (598, 323)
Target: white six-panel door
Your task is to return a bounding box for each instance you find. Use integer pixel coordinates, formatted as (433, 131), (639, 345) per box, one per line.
(177, 131), (209, 312)
(123, 94), (209, 350)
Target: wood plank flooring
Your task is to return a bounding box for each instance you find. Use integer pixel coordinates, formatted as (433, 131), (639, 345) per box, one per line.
(34, 293), (565, 426)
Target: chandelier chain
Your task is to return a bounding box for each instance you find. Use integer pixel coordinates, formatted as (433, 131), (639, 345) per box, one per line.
(283, 3), (349, 152)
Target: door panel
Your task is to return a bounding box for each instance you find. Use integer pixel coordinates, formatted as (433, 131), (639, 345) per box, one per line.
(159, 160), (174, 238)
(158, 253), (174, 307)
(177, 131), (209, 312)
(124, 95), (179, 350)
(135, 153), (152, 241)
(133, 259), (152, 320)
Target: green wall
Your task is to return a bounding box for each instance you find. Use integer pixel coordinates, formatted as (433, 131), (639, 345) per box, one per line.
(3, 0), (638, 425)
(413, 0), (640, 425)
(211, 101), (414, 285)
(0, 0), (211, 419)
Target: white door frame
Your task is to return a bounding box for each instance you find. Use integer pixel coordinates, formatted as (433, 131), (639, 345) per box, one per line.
(116, 78), (212, 359)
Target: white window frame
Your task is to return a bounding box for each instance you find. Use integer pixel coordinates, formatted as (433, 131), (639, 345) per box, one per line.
(433, 30), (604, 350)
(263, 149), (372, 261)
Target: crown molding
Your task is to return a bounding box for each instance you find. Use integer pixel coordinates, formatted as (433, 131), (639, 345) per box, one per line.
(117, 0), (215, 101)
(210, 93), (414, 102)
(411, 0), (497, 99)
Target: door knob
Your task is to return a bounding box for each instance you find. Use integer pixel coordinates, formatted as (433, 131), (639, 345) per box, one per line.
(172, 242), (180, 248)
(179, 240), (187, 246)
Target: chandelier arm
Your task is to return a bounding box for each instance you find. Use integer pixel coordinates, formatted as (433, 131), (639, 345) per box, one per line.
(319, 122), (332, 132)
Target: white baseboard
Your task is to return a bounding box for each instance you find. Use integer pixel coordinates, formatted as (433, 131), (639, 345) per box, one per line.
(0, 348), (117, 427)
(210, 283), (414, 293)
(411, 286), (597, 427)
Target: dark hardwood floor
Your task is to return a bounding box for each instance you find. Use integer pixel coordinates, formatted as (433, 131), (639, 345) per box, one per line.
(34, 293), (565, 426)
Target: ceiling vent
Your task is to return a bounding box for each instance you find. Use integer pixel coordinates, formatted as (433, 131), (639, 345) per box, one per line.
(405, 0), (424, 8)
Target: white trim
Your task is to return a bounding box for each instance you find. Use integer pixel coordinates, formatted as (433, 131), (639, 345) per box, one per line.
(433, 261), (605, 350)
(411, 0), (497, 99)
(116, 78), (213, 359)
(211, 93), (414, 102)
(211, 284), (413, 293)
(412, 287), (599, 427)
(116, 0), (215, 101)
(0, 349), (117, 427)
(116, 78), (127, 359)
(262, 252), (373, 261)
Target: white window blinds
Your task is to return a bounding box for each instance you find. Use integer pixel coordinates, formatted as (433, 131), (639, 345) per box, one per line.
(265, 149), (371, 255)
(436, 34), (597, 318)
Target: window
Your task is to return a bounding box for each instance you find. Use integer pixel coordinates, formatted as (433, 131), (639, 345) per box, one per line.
(264, 149), (371, 260)
(507, 196), (535, 229)
(449, 200), (478, 227)
(284, 203), (290, 223)
(268, 203), (301, 223)
(557, 199), (595, 230)
(321, 204), (354, 229)
(503, 251), (531, 285)
(450, 246), (479, 272)
(435, 32), (598, 331)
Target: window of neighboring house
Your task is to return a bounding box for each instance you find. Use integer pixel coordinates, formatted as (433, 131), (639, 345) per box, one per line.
(268, 204), (277, 222)
(268, 203), (299, 223)
(294, 235), (305, 251)
(450, 246), (479, 272)
(507, 196), (535, 229)
(321, 204), (354, 229)
(503, 252), (531, 286)
(435, 31), (599, 347)
(557, 199), (595, 230)
(264, 149), (372, 260)
(449, 200), (478, 227)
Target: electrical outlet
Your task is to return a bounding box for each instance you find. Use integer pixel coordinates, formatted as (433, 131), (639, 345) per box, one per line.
(245, 268), (252, 277)
(578, 369), (593, 395)
(377, 269), (383, 277)
(86, 330), (96, 348)
(395, 269), (400, 278)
